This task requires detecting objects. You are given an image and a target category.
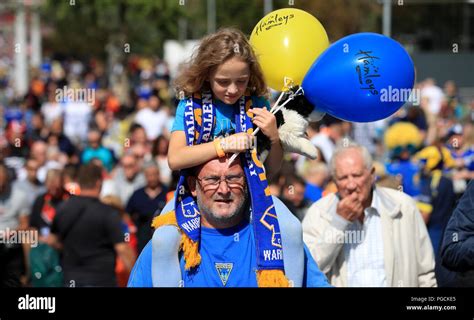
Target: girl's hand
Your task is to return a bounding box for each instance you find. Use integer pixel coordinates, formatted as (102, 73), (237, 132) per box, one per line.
(249, 108), (279, 144)
(222, 132), (254, 153)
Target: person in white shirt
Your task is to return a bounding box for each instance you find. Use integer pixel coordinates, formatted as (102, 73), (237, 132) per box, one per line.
(421, 78), (445, 116)
(134, 95), (169, 141)
(101, 153), (146, 206)
(63, 101), (92, 146)
(41, 92), (63, 126)
(0, 163), (31, 287)
(302, 142), (437, 287)
(16, 141), (49, 184)
(12, 158), (46, 208)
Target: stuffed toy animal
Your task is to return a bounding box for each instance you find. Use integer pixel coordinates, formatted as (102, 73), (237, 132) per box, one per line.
(256, 86), (318, 160)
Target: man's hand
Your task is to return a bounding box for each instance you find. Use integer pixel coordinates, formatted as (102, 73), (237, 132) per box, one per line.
(336, 192), (364, 222)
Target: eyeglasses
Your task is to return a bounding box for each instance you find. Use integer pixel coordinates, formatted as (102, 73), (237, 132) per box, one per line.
(196, 174), (245, 190)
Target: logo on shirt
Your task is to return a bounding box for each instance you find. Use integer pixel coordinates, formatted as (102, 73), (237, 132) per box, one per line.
(215, 263), (233, 286)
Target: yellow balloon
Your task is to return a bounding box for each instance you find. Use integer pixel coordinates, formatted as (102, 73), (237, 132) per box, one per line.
(250, 8), (329, 91)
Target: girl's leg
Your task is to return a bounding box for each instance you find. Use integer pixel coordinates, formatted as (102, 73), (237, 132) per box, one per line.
(272, 195), (305, 287)
(152, 225), (182, 287)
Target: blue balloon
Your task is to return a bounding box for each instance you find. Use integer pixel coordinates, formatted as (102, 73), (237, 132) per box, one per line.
(302, 33), (415, 122)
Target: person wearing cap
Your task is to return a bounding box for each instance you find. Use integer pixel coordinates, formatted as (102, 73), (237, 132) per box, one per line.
(414, 145), (458, 286)
(384, 122), (424, 197)
(302, 142), (436, 287)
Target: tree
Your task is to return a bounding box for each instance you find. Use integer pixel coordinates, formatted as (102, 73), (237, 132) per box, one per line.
(287, 0), (381, 42)
(41, 0), (185, 58)
(40, 0), (385, 58)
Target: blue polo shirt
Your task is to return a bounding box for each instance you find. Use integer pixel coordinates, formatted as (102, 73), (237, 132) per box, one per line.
(181, 220), (257, 287)
(127, 220), (331, 288)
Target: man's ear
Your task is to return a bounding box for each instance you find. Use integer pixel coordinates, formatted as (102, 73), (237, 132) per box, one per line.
(187, 176), (197, 197)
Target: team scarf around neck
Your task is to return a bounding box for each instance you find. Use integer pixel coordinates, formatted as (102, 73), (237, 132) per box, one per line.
(174, 91), (288, 287)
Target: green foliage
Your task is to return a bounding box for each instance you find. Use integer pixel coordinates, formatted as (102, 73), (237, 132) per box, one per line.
(41, 0), (185, 58)
(40, 0), (383, 59)
(293, 0), (381, 42)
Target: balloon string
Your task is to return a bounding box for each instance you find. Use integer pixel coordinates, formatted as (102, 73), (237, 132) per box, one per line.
(227, 87), (303, 166)
(253, 90), (286, 136)
(269, 90), (287, 114)
(270, 86), (303, 115)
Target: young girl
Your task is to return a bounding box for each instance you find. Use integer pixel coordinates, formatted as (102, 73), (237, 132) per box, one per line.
(153, 28), (305, 287)
(168, 28), (283, 176)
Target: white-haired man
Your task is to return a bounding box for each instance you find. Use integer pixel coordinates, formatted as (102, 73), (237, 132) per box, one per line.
(302, 142), (436, 287)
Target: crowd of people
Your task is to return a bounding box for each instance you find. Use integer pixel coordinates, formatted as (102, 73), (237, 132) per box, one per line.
(0, 45), (473, 287)
(0, 56), (174, 286)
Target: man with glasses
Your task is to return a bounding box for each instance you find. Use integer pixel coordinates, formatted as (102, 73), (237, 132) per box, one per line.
(127, 157), (330, 287)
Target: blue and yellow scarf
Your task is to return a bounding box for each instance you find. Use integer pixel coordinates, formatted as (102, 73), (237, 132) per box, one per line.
(167, 91), (288, 287)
